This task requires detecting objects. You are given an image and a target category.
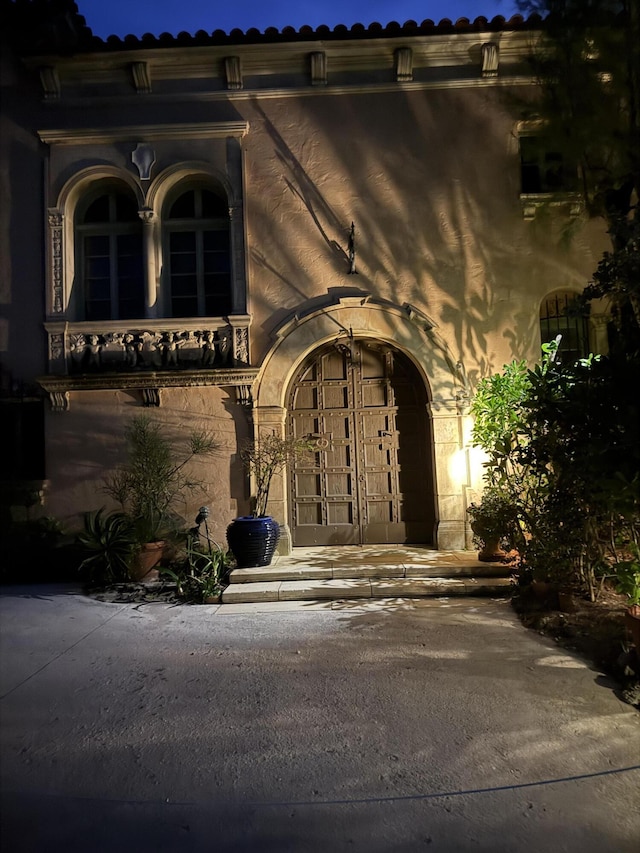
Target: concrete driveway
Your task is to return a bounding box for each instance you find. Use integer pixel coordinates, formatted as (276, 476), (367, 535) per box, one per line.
(1, 585), (639, 852)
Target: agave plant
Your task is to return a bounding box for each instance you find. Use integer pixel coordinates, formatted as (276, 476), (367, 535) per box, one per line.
(76, 509), (137, 583)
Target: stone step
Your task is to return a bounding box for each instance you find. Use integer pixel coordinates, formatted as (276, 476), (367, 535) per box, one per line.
(221, 548), (513, 605)
(222, 575), (512, 604)
(228, 561), (509, 584)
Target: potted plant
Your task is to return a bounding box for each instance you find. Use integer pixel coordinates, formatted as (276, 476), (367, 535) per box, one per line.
(103, 415), (220, 580)
(467, 488), (517, 563)
(226, 433), (313, 568)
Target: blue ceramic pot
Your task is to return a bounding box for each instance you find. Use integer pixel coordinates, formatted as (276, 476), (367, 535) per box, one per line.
(226, 516), (280, 568)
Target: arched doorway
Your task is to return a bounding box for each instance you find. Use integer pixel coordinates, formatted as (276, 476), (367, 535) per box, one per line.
(287, 339), (435, 546)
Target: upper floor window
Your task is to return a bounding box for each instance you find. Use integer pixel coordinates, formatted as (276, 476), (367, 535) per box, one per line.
(540, 291), (590, 362)
(164, 187), (232, 318)
(75, 188), (144, 321)
(520, 137), (579, 195)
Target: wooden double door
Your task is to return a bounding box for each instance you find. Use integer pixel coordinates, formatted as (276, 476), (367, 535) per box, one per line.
(288, 341), (435, 546)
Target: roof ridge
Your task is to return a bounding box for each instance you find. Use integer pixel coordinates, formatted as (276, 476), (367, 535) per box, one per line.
(95, 15), (543, 51)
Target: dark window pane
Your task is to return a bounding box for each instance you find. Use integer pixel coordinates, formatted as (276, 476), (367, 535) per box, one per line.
(521, 163), (541, 193)
(85, 235), (109, 255)
(170, 253), (197, 274)
(543, 152), (565, 191)
(203, 274), (230, 294)
(83, 195), (110, 223)
(204, 273), (232, 315)
(171, 275), (198, 296)
(169, 191), (196, 219)
(86, 279), (111, 300)
(203, 252), (230, 273)
(118, 255), (142, 277)
(117, 233), (142, 255)
(170, 231), (196, 252)
(201, 190), (228, 217)
(204, 291), (232, 316)
(85, 300), (112, 321)
(202, 229), (229, 250)
(115, 194), (139, 221)
(540, 293), (589, 361)
(172, 297), (199, 317)
(118, 238), (144, 320)
(119, 290), (144, 319)
(86, 256), (110, 278)
(520, 137), (578, 193)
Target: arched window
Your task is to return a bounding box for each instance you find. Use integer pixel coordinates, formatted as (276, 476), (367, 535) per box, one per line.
(540, 291), (590, 362)
(164, 186), (232, 318)
(75, 187), (144, 321)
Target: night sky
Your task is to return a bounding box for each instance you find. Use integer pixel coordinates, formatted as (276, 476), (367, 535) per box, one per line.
(76, 1), (523, 39)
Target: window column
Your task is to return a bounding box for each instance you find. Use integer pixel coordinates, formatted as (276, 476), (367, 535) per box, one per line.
(138, 207), (158, 318)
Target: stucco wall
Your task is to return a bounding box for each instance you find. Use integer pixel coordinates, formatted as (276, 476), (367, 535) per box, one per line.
(44, 386), (250, 543)
(240, 88), (608, 381)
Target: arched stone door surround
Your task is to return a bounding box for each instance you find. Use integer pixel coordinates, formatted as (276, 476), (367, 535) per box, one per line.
(253, 297), (472, 553)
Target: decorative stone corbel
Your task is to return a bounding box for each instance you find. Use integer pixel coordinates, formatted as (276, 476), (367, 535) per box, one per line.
(481, 42), (499, 78)
(224, 56), (243, 90)
(395, 47), (413, 82)
(48, 390), (69, 413)
(39, 66), (60, 99)
(131, 61), (152, 94)
(310, 52), (327, 86)
(236, 384), (253, 417)
(141, 388), (161, 407)
(569, 199), (582, 218)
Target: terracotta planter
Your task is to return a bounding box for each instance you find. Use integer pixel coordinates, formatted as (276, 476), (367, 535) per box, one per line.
(625, 605), (640, 661)
(477, 536), (507, 563)
(130, 541), (165, 582)
(531, 579), (552, 600)
(557, 590), (577, 613)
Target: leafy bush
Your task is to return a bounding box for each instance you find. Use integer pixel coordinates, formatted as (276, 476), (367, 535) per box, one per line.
(470, 340), (640, 599)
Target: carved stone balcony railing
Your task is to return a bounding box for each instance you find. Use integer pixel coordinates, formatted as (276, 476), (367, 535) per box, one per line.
(40, 315), (257, 411)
